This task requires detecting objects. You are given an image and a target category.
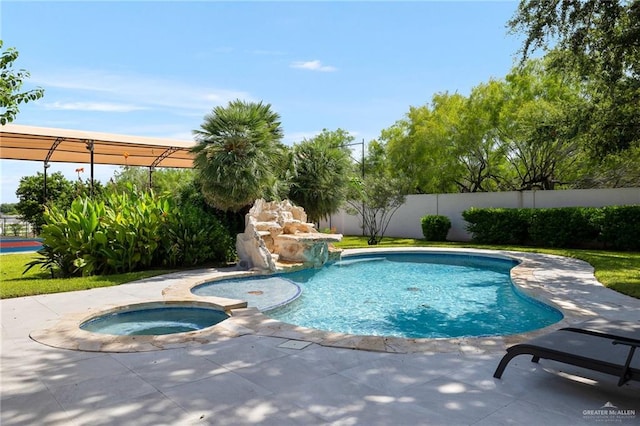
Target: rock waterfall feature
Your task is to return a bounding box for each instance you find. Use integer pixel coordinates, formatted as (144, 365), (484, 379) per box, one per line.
(236, 199), (342, 271)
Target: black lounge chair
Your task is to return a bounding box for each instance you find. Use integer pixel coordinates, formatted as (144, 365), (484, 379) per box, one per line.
(493, 320), (640, 386)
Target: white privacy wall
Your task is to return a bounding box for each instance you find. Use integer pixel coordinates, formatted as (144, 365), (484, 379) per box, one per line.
(320, 187), (640, 242)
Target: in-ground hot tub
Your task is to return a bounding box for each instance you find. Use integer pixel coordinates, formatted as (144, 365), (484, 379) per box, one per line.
(80, 302), (230, 336)
(29, 300), (246, 352)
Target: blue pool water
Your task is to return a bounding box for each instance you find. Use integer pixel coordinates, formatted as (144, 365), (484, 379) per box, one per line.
(193, 276), (301, 311)
(80, 306), (229, 336)
(262, 252), (563, 338)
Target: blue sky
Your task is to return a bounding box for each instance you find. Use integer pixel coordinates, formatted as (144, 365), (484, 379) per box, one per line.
(1, 1), (522, 203)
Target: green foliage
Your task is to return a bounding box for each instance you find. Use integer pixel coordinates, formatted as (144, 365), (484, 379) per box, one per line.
(98, 190), (167, 273)
(15, 172), (74, 234)
(597, 206), (640, 251)
(26, 198), (108, 277)
(381, 60), (587, 194)
(25, 193), (164, 277)
(420, 215), (451, 241)
(0, 40), (45, 125)
(462, 208), (531, 245)
(509, 1), (640, 157)
(346, 175), (409, 245)
(158, 204), (235, 267)
(509, 0), (638, 86)
(8, 223), (22, 236)
(500, 60), (586, 190)
(177, 179), (245, 235)
(192, 99), (287, 212)
(0, 203), (18, 214)
(26, 186), (235, 277)
(288, 129), (355, 223)
(377, 54), (637, 192)
(384, 96), (465, 194)
(109, 166), (196, 197)
(528, 208), (600, 248)
(463, 206), (640, 250)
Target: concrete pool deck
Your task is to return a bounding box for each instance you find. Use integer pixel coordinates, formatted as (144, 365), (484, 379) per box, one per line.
(2, 248), (639, 425)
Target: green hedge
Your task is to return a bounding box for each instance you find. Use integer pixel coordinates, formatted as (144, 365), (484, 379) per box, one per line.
(528, 207), (600, 248)
(462, 208), (531, 245)
(421, 215), (451, 241)
(597, 206), (640, 251)
(462, 205), (640, 250)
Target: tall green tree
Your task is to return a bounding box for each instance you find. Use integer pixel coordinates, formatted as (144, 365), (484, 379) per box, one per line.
(384, 90), (506, 194)
(109, 166), (195, 197)
(0, 203), (18, 215)
(509, 0), (638, 85)
(499, 59), (587, 190)
(451, 81), (508, 192)
(288, 129), (354, 223)
(192, 100), (287, 212)
(15, 172), (73, 234)
(509, 0), (640, 157)
(384, 96), (461, 194)
(0, 40), (44, 125)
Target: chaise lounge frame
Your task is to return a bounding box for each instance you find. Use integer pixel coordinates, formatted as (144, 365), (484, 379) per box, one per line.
(493, 320), (640, 387)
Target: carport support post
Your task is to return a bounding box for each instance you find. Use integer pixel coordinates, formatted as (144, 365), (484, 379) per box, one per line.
(85, 140), (95, 197)
(43, 162), (50, 201)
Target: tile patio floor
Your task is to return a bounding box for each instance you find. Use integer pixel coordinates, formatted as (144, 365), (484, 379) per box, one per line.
(1, 249), (639, 425)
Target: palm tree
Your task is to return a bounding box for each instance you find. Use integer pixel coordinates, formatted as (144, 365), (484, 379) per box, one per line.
(192, 100), (287, 212)
(288, 129), (354, 224)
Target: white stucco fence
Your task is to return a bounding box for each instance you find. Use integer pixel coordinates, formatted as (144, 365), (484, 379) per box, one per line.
(320, 187), (640, 242)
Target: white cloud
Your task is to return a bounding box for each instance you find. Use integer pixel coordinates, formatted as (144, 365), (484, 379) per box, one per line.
(290, 60), (337, 72)
(43, 101), (146, 112)
(31, 69), (253, 113)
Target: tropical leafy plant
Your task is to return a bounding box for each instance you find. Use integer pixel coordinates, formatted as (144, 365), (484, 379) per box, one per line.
(158, 204), (235, 267)
(25, 184), (237, 277)
(25, 197), (110, 277)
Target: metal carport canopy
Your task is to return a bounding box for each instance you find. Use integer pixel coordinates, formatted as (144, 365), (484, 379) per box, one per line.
(0, 123), (196, 168)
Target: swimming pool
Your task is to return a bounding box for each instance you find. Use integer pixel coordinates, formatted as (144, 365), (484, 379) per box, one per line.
(198, 252), (563, 339)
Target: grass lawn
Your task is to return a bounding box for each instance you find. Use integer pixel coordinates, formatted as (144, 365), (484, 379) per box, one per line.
(1, 238), (638, 299)
(0, 253), (174, 299)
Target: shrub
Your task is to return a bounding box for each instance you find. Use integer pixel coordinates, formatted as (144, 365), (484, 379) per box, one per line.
(421, 215), (451, 241)
(528, 207), (600, 247)
(26, 187), (237, 277)
(158, 204), (235, 267)
(25, 197), (111, 277)
(462, 207), (530, 244)
(597, 206), (640, 250)
(462, 205), (640, 250)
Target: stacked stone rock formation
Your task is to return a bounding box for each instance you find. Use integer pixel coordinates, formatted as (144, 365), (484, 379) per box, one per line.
(236, 199), (342, 271)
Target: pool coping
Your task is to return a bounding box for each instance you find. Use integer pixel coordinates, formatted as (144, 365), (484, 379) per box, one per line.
(29, 247), (639, 353)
